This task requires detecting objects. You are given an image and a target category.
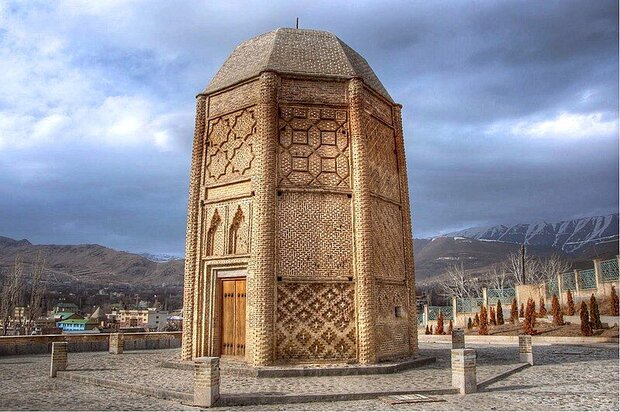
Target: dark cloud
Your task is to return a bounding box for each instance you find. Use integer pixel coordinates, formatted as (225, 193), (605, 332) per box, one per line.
(0, 0), (617, 252)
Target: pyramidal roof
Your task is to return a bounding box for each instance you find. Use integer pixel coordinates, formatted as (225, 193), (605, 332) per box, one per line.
(203, 28), (393, 102)
(89, 306), (104, 320)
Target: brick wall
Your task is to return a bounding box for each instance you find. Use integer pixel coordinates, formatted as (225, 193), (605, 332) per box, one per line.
(0, 332), (182, 356)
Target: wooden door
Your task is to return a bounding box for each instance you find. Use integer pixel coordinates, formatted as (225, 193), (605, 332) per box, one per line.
(220, 278), (246, 356)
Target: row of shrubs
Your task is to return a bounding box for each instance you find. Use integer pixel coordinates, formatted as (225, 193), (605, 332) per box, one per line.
(425, 285), (619, 337)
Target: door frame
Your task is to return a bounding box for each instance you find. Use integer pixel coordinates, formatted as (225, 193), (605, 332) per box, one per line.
(201, 264), (247, 358)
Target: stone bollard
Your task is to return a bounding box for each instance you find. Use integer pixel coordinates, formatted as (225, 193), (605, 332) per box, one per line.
(194, 357), (220, 407)
(50, 342), (68, 378)
(109, 333), (124, 354)
(451, 328), (465, 349)
(451, 348), (477, 394)
(519, 335), (533, 365)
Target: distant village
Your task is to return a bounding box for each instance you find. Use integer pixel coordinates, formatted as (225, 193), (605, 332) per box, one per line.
(0, 256), (183, 336)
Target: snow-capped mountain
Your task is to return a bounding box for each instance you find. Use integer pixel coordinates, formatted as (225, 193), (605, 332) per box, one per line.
(445, 213), (619, 254)
(139, 253), (183, 262)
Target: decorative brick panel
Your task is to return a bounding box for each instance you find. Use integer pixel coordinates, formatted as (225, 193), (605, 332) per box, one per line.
(208, 80), (259, 118)
(364, 115), (400, 203)
(370, 197), (405, 282)
(376, 282), (410, 360)
(204, 108), (256, 186)
(276, 191), (352, 280)
(202, 200), (252, 258)
(280, 78), (347, 105)
(278, 105), (350, 188)
(276, 282), (356, 361)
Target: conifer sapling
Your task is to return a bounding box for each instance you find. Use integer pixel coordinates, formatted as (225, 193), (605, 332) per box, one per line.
(497, 300), (504, 325)
(580, 301), (593, 336)
(566, 290), (575, 316)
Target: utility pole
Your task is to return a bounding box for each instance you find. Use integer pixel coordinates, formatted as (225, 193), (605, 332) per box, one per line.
(520, 244), (526, 284)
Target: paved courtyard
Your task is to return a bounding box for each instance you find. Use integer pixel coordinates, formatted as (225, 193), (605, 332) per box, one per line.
(0, 342), (617, 411)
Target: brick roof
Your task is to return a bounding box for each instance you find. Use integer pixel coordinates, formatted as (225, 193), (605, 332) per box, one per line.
(203, 28), (393, 102)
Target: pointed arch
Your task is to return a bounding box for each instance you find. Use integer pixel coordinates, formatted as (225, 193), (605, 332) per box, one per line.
(205, 209), (221, 256)
(228, 206), (244, 255)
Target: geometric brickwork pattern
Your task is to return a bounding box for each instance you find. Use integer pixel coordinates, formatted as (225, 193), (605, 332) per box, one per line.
(205, 108), (256, 185)
(276, 282), (356, 361)
(202, 199), (252, 257)
(276, 191), (353, 279)
(278, 106), (350, 188)
(375, 282), (410, 360)
(370, 197), (405, 281)
(364, 115), (400, 202)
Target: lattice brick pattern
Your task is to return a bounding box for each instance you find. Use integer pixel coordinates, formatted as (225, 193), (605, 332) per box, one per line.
(546, 278), (559, 298)
(205, 108), (256, 185)
(579, 269), (597, 290)
(364, 115), (400, 202)
(488, 288), (516, 305)
(562, 272), (576, 291)
(370, 197), (405, 281)
(600, 259), (619, 282)
(276, 282), (356, 361)
(278, 106), (350, 188)
(276, 191), (353, 279)
(428, 306), (453, 320)
(456, 298), (483, 314)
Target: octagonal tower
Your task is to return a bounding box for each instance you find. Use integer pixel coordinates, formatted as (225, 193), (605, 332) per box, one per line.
(182, 28), (417, 366)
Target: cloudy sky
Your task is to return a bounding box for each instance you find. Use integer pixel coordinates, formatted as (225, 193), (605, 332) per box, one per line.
(0, 0), (617, 255)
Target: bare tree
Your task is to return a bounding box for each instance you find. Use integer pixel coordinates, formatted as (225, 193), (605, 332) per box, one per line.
(487, 263), (512, 290)
(1, 256), (24, 335)
(26, 252), (46, 333)
(538, 254), (571, 282)
(505, 251), (542, 285)
(437, 263), (481, 299)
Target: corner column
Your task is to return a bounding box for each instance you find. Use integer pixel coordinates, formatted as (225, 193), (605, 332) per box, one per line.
(248, 71), (279, 366)
(349, 78), (377, 364)
(182, 96), (208, 360)
(393, 105), (418, 356)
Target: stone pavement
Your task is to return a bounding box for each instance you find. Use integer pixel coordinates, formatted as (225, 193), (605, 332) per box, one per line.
(0, 342), (617, 411)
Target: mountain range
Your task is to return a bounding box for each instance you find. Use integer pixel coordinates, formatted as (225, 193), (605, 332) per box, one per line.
(0, 213), (617, 287)
(444, 213), (618, 254)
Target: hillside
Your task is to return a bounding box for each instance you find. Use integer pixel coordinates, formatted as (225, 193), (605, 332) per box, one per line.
(0, 236), (184, 287)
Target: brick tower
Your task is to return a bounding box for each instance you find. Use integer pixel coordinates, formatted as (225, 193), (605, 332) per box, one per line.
(182, 28), (417, 366)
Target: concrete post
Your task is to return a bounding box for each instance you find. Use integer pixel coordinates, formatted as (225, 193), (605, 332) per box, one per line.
(519, 335), (533, 365)
(557, 273), (564, 305)
(194, 357), (220, 408)
(452, 296), (458, 325)
(451, 348), (476, 394)
(109, 333), (124, 354)
(451, 328), (465, 349)
(50, 342), (67, 378)
(574, 269), (581, 294)
(593, 259), (602, 289)
(423, 304), (429, 327)
(482, 288), (488, 309)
